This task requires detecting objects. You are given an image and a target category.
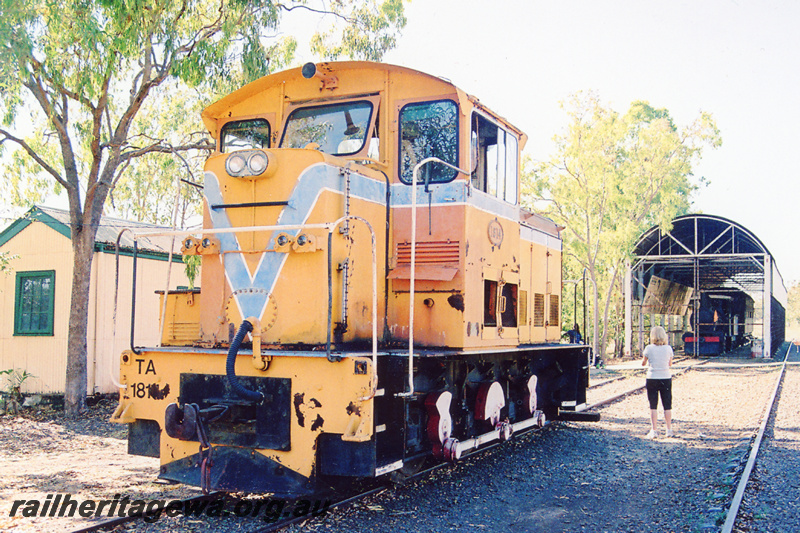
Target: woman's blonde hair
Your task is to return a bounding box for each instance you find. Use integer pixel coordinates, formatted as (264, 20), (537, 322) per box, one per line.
(650, 326), (669, 346)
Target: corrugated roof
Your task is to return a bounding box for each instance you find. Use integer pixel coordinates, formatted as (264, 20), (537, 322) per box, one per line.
(632, 213), (784, 296)
(0, 205), (184, 256)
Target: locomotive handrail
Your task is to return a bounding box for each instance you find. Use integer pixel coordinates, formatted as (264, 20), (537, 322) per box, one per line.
(126, 222), (338, 239)
(327, 215), (379, 400)
(120, 217), (379, 393)
(403, 157), (470, 396)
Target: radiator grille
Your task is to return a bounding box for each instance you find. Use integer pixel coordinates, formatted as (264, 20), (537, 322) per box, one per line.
(518, 290), (528, 325)
(396, 240), (460, 265)
(165, 322), (200, 344)
(549, 294), (560, 327)
(533, 293), (545, 327)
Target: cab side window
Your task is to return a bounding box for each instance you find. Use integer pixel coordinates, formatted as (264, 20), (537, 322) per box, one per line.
(471, 114), (519, 204)
(399, 100), (459, 185)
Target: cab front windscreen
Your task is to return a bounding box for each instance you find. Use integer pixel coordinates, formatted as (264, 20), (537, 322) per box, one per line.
(280, 101), (373, 155)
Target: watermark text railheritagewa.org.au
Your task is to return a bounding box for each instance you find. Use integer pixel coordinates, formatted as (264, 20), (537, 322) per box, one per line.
(8, 494), (330, 523)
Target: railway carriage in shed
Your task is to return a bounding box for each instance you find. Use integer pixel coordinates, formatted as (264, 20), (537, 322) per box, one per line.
(111, 61), (594, 495)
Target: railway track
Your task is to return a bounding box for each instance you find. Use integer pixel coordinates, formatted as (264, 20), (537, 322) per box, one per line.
(67, 430), (537, 533)
(583, 357), (708, 411)
(225, 438), (533, 532)
(586, 354), (696, 390)
(720, 341), (798, 533)
(65, 356), (708, 533)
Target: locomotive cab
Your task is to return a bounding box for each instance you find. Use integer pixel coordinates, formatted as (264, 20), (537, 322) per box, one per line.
(112, 61), (594, 495)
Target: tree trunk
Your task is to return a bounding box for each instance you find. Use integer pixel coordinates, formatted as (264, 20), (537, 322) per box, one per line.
(590, 268), (600, 357)
(600, 265), (622, 359)
(64, 226), (95, 417)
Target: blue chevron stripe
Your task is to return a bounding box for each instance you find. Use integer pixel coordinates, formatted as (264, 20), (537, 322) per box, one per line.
(205, 163), (387, 320)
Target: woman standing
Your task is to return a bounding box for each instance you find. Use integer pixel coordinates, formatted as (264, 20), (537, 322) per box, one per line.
(641, 326), (674, 438)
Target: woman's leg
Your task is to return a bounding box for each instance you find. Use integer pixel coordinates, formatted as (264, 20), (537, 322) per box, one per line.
(662, 379), (673, 435)
(646, 380), (659, 434)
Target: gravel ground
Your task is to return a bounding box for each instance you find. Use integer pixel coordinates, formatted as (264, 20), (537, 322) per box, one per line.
(0, 347), (793, 533)
(736, 346), (800, 533)
(0, 398), (199, 533)
(286, 354), (782, 533)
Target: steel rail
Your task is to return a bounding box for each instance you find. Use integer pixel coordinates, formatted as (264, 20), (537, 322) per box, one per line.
(720, 341), (795, 533)
(580, 359), (709, 411)
(249, 420), (554, 533)
(583, 356), (789, 412)
(586, 356), (695, 390)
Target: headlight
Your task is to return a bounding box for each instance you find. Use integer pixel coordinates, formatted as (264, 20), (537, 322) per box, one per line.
(248, 152), (268, 175)
(224, 150), (273, 178)
(225, 154), (247, 175)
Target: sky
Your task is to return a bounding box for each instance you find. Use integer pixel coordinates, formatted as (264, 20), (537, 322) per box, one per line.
(376, 0), (800, 287)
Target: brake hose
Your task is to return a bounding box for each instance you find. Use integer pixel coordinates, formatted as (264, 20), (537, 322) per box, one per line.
(226, 320), (264, 403)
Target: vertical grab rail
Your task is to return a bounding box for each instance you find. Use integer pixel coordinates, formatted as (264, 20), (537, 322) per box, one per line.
(402, 158), (469, 396)
(326, 216), (379, 399)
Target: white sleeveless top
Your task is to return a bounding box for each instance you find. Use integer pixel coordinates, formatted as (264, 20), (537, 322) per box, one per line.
(643, 344), (673, 379)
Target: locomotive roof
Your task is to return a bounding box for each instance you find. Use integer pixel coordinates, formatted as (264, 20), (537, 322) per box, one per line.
(201, 61), (527, 148)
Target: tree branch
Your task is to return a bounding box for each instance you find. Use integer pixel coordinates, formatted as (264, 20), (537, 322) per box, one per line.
(0, 128), (70, 190)
(117, 138), (214, 166)
(277, 3), (358, 25)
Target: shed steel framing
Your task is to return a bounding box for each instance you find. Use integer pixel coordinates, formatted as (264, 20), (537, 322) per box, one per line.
(624, 214), (786, 357)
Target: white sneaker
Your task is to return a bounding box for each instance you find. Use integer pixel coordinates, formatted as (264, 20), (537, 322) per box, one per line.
(665, 429), (675, 438)
(646, 429), (656, 439)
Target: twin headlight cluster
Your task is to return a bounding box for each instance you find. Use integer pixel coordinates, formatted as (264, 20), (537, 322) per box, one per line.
(181, 237), (219, 255)
(225, 150), (271, 177)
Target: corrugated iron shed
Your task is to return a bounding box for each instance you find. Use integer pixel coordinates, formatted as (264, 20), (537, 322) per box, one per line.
(624, 214), (786, 357)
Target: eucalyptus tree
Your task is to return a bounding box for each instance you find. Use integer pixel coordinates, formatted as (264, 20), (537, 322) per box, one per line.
(107, 83), (207, 227)
(787, 282), (800, 333)
(524, 92), (721, 357)
(0, 0), (406, 416)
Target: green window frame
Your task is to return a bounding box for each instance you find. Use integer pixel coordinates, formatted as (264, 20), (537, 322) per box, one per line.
(14, 270), (55, 336)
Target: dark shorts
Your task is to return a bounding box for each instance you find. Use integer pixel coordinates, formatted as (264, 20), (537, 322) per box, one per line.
(646, 378), (672, 410)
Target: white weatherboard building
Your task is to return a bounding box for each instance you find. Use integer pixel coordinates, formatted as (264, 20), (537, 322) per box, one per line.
(0, 206), (190, 395)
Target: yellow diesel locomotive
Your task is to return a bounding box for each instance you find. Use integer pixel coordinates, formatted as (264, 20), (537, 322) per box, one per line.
(111, 61), (593, 495)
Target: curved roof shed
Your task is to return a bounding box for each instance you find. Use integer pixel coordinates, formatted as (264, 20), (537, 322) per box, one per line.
(624, 214), (786, 357)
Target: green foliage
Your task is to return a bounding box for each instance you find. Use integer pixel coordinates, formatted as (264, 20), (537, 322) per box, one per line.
(184, 254), (201, 289)
(524, 91), (721, 355)
(0, 0), (408, 210)
(1, 368), (34, 394)
(108, 80), (206, 225)
(0, 251), (16, 273)
(311, 0), (407, 61)
(0, 368), (35, 415)
(787, 281), (800, 332)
